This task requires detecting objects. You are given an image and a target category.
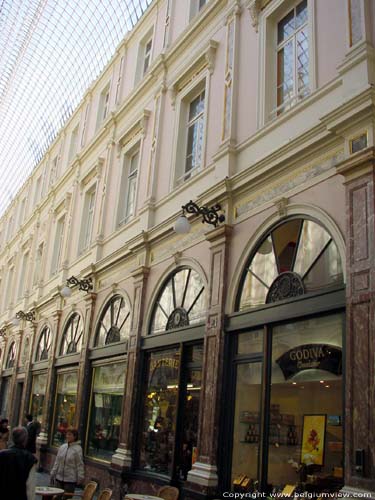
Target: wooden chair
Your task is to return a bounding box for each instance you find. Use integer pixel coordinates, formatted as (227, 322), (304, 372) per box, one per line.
(157, 486), (179, 500)
(62, 481), (98, 500)
(97, 488), (113, 500)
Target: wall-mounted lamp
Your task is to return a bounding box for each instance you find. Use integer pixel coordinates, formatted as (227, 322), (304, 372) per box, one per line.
(173, 200), (225, 235)
(12, 310), (36, 326)
(0, 327), (7, 339)
(61, 275), (93, 298)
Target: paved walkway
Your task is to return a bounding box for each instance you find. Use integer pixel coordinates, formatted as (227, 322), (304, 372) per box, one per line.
(35, 471), (89, 497)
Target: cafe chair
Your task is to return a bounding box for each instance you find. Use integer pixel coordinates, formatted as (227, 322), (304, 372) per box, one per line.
(63, 481), (98, 500)
(157, 486), (179, 500)
(97, 488), (113, 500)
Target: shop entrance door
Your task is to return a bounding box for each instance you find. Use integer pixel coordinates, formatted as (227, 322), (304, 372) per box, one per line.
(12, 381), (24, 427)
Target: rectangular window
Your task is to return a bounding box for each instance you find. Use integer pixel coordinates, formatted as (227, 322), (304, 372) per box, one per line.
(5, 266), (14, 308)
(87, 362), (126, 461)
(18, 198), (26, 227)
(30, 373), (48, 425)
(115, 56), (125, 104)
(52, 372), (78, 447)
(17, 251), (29, 299)
(49, 156), (59, 186)
(6, 215), (14, 241)
(276, 0), (309, 114)
(79, 187), (96, 253)
(33, 243), (44, 286)
(143, 38), (152, 75)
(51, 216), (65, 275)
(81, 103), (90, 147)
(190, 0), (207, 20)
(68, 126), (79, 162)
(97, 85), (110, 129)
(34, 175), (42, 205)
(184, 90), (206, 181)
(117, 149), (139, 226)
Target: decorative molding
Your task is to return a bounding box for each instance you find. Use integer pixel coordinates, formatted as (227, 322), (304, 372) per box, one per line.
(116, 109), (151, 152)
(247, 0), (262, 32)
(80, 157), (105, 189)
(274, 196), (289, 217)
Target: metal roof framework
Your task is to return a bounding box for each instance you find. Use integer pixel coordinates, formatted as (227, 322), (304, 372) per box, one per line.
(0, 0), (153, 216)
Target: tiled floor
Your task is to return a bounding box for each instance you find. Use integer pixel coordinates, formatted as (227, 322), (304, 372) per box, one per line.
(35, 472), (89, 497)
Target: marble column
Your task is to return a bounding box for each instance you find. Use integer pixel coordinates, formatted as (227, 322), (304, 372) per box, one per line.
(187, 225), (232, 495)
(337, 147), (375, 497)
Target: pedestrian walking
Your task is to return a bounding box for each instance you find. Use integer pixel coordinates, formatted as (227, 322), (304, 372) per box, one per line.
(50, 427), (85, 497)
(25, 413), (41, 454)
(0, 426), (37, 500)
(0, 418), (9, 450)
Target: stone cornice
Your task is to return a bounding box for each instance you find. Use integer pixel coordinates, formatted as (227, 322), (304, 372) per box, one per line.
(336, 147), (375, 182)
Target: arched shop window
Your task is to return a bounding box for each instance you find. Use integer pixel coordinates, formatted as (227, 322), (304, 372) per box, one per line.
(138, 267), (206, 481)
(229, 218), (345, 495)
(150, 267), (206, 333)
(35, 326), (52, 361)
(238, 218), (343, 310)
(94, 294), (131, 346)
(60, 313), (83, 355)
(6, 341), (16, 368)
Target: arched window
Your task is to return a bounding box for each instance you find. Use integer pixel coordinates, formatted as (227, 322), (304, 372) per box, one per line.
(6, 342), (16, 368)
(36, 326), (52, 361)
(60, 313), (83, 355)
(95, 294), (131, 347)
(150, 267), (206, 334)
(237, 218), (343, 310)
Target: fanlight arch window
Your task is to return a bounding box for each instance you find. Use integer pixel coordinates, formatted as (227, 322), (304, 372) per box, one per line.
(6, 342), (16, 368)
(238, 218), (343, 311)
(150, 267), (206, 334)
(36, 326), (52, 361)
(60, 313), (84, 355)
(95, 294), (131, 347)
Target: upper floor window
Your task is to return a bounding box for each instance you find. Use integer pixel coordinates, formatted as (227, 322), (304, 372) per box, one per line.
(97, 84), (110, 129)
(6, 342), (16, 369)
(68, 125), (79, 163)
(17, 251), (29, 299)
(190, 0), (207, 20)
(94, 294), (131, 347)
(117, 148), (139, 226)
(6, 214), (14, 241)
(60, 313), (83, 355)
(136, 29), (153, 84)
(79, 186), (96, 254)
(36, 326), (52, 362)
(18, 198), (26, 227)
(34, 175), (42, 205)
(33, 242), (44, 286)
(115, 56), (125, 105)
(150, 267), (207, 334)
(237, 218), (343, 311)
(143, 38), (152, 75)
(276, 0), (309, 114)
(51, 216), (65, 276)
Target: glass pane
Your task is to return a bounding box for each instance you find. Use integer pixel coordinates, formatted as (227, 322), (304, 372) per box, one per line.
(185, 344), (204, 364)
(87, 362), (126, 461)
(277, 41), (294, 107)
(189, 91), (205, 121)
(61, 314), (83, 355)
(273, 220), (301, 274)
(52, 372), (78, 446)
(177, 366), (202, 480)
(237, 330), (263, 355)
(296, 0), (308, 28)
(278, 9), (295, 44)
(303, 240), (343, 292)
(250, 236), (278, 286)
(239, 271), (268, 310)
(139, 349), (180, 475)
(30, 373), (48, 424)
(96, 296), (131, 347)
(231, 362), (262, 486)
(294, 220), (331, 277)
(297, 28), (309, 96)
(268, 314), (344, 492)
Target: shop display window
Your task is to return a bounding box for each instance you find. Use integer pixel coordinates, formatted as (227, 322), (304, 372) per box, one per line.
(60, 314), (83, 355)
(52, 371), (78, 446)
(267, 314), (344, 493)
(139, 345), (202, 479)
(30, 372), (48, 423)
(0, 377), (10, 417)
(86, 362), (125, 461)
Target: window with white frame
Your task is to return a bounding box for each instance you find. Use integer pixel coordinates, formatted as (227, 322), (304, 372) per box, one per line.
(81, 102), (90, 147)
(17, 251), (29, 299)
(6, 214), (14, 241)
(49, 156), (59, 186)
(68, 125), (79, 162)
(34, 175), (42, 205)
(136, 29), (153, 83)
(5, 266), (14, 308)
(33, 242), (44, 286)
(51, 216), (65, 275)
(117, 148), (139, 226)
(97, 84), (110, 129)
(189, 0), (207, 20)
(276, 0), (309, 114)
(115, 56), (125, 105)
(79, 186), (96, 254)
(143, 38), (152, 75)
(175, 83), (207, 186)
(18, 198), (26, 227)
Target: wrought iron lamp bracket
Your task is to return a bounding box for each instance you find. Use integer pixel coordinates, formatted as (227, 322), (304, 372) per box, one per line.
(182, 200), (225, 227)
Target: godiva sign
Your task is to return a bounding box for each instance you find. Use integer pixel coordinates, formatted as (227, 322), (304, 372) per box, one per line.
(276, 344), (342, 380)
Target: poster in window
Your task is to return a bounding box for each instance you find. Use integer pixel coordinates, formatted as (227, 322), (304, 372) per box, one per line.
(301, 414), (326, 466)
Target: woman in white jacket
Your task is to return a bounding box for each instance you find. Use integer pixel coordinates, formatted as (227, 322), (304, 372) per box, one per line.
(50, 428), (85, 497)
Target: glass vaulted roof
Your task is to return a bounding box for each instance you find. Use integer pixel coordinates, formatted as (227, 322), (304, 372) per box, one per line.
(0, 0), (153, 216)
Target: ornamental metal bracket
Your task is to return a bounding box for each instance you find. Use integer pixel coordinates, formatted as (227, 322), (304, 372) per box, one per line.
(0, 327), (7, 339)
(16, 310), (36, 323)
(182, 200), (225, 227)
(67, 275), (93, 293)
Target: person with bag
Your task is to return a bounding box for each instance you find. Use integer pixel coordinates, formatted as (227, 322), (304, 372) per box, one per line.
(50, 427), (84, 497)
